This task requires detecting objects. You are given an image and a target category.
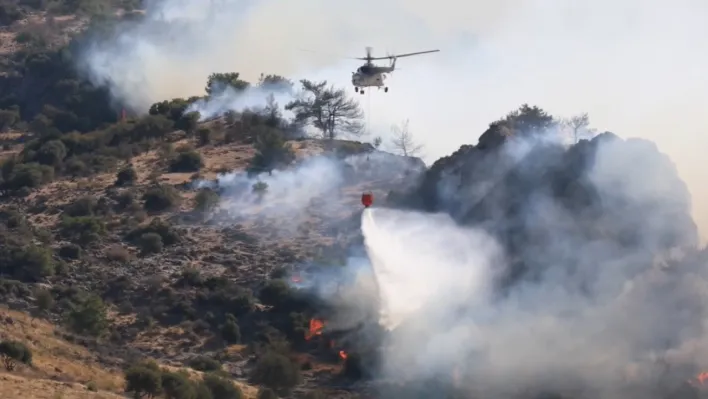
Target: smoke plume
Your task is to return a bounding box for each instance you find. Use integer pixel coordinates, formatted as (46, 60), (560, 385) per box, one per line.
(197, 150), (423, 238)
(351, 132), (706, 398)
(77, 0), (708, 240)
(184, 82), (295, 121)
(196, 155), (345, 235)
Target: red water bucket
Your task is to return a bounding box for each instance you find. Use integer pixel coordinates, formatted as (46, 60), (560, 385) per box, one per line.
(361, 192), (373, 208)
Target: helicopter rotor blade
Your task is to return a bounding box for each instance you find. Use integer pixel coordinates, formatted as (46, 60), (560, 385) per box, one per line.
(388, 49), (440, 59)
(298, 48), (361, 60)
(366, 46), (373, 60)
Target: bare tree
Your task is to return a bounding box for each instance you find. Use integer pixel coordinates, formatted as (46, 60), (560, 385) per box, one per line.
(390, 119), (423, 157)
(564, 113), (590, 143)
(285, 79), (364, 140)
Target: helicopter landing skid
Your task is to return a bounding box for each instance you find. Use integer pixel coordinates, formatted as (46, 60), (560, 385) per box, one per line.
(355, 86), (388, 94)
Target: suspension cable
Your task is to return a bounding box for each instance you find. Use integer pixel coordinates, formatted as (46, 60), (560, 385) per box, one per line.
(367, 90), (371, 136)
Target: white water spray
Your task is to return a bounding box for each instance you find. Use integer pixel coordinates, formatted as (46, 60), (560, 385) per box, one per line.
(360, 208), (501, 330)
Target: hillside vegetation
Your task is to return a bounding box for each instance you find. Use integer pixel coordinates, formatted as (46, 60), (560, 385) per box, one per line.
(0, 3), (422, 399)
(0, 2), (706, 399)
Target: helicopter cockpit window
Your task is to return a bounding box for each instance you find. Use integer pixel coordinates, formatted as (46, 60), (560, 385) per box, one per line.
(359, 65), (371, 74)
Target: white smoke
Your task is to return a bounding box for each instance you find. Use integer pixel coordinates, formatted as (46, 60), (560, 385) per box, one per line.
(347, 134), (707, 398)
(77, 0), (708, 240)
(359, 210), (706, 397)
(196, 155), (345, 233)
(184, 83), (295, 121)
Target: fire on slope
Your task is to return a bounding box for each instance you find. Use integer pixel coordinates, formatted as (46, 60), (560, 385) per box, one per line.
(305, 317), (349, 361)
(689, 371), (708, 386)
(305, 318), (324, 340)
(698, 372), (708, 384)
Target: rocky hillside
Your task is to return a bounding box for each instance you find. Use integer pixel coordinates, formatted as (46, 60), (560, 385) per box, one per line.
(0, 115), (423, 398)
(0, 6), (431, 395)
(1, 3), (707, 399)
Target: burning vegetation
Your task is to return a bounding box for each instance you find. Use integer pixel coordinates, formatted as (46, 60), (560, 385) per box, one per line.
(282, 106), (708, 399)
(303, 317), (350, 363)
(305, 318), (325, 341)
(0, 10), (704, 394)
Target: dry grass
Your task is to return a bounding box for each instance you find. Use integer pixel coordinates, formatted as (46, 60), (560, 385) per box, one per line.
(0, 126), (373, 397)
(0, 12), (87, 55)
(0, 372), (125, 399)
(0, 307), (262, 399)
(0, 307), (125, 399)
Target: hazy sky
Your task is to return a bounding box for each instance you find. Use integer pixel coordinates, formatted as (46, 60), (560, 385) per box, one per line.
(81, 0), (708, 240)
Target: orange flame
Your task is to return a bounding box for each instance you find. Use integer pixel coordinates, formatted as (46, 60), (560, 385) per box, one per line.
(339, 350), (348, 360)
(697, 372), (708, 384)
(305, 319), (324, 340)
(291, 275), (302, 283)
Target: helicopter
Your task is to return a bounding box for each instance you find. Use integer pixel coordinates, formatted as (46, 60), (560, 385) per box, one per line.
(351, 47), (440, 94)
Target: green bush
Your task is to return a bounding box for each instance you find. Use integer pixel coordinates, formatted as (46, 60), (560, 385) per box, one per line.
(0, 208), (26, 229)
(0, 108), (20, 132)
(197, 127), (212, 146)
(0, 340), (32, 371)
(220, 314), (241, 344)
(251, 351), (301, 394)
(143, 184), (181, 212)
(125, 363), (163, 398)
(126, 219), (180, 246)
(15, 23), (52, 50)
(3, 162), (54, 191)
(66, 294), (108, 336)
(176, 112), (200, 135)
(35, 139), (67, 166)
(194, 381), (214, 399)
(194, 188), (220, 213)
(161, 370), (198, 399)
(285, 312), (309, 345)
(259, 279), (308, 313)
(60, 216), (105, 245)
(58, 243), (82, 260)
(202, 374), (243, 399)
(64, 195), (98, 217)
(114, 190), (137, 211)
(14, 245), (55, 281)
(249, 129), (295, 174)
(169, 149), (203, 173)
(138, 232), (163, 255)
(115, 165), (138, 186)
(34, 287), (54, 314)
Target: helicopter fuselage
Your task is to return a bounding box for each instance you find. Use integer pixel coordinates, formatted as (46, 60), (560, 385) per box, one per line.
(352, 71), (385, 88)
(348, 47), (438, 93)
(352, 64), (394, 92)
